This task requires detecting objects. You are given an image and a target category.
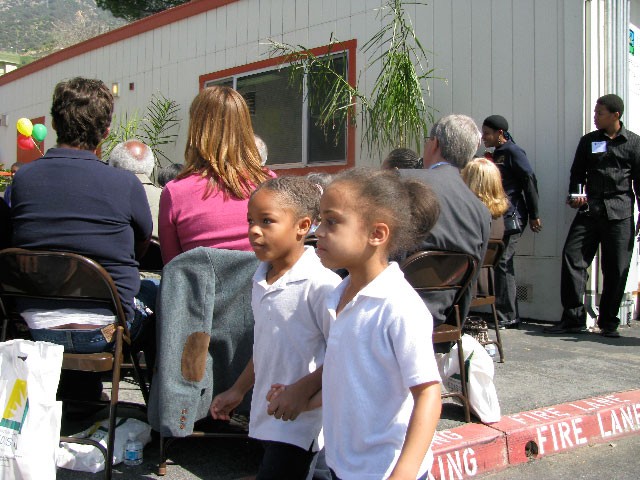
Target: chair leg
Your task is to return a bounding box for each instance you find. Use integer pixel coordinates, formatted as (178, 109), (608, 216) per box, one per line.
(491, 304), (505, 363)
(104, 329), (124, 480)
(455, 337), (471, 423)
(130, 350), (150, 404)
(158, 434), (177, 476)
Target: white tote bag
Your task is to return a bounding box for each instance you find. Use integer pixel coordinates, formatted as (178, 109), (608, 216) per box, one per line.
(437, 334), (501, 423)
(0, 340), (64, 480)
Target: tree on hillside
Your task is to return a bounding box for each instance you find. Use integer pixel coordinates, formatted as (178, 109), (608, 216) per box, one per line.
(96, 0), (190, 21)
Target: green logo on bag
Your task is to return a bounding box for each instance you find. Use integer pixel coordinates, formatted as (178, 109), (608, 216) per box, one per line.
(1, 379), (29, 433)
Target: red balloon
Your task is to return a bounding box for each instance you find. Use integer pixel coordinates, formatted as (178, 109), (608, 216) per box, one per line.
(17, 134), (35, 150)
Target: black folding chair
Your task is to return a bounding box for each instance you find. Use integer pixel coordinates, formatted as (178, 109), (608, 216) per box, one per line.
(0, 248), (148, 480)
(400, 250), (477, 423)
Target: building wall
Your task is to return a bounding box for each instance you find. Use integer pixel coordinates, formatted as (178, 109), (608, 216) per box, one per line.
(0, 0), (587, 320)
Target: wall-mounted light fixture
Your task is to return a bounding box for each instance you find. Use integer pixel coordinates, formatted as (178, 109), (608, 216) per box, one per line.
(111, 83), (120, 97)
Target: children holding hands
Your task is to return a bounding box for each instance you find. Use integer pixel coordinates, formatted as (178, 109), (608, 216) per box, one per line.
(214, 167), (443, 479)
(210, 176), (341, 479)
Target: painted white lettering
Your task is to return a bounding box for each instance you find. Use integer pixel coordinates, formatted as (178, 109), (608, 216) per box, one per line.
(633, 403), (640, 426)
(536, 425), (549, 455)
(436, 455), (445, 479)
(598, 411), (612, 438)
(568, 403), (592, 412)
(611, 411), (623, 435)
(619, 406), (636, 432)
(572, 418), (587, 445)
(558, 421), (574, 449)
(446, 451), (464, 480)
(509, 413), (528, 425)
(546, 407), (571, 418)
(550, 420), (559, 451)
(463, 448), (478, 476)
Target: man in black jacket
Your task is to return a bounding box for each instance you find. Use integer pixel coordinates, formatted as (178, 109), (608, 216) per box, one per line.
(547, 94), (640, 337)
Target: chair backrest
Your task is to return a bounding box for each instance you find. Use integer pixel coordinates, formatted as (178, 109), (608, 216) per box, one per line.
(400, 250), (477, 308)
(304, 235), (318, 248)
(139, 238), (164, 273)
(0, 248), (128, 339)
(482, 240), (504, 269)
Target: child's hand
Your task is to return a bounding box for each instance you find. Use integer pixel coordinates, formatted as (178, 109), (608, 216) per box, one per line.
(266, 383), (286, 402)
(210, 388), (243, 421)
(266, 383), (309, 421)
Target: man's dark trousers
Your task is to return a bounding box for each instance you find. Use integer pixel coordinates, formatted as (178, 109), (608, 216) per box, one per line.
(560, 210), (635, 330)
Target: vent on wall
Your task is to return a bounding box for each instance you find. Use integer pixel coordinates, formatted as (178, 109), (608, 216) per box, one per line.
(516, 284), (533, 303)
(0, 114), (7, 127)
(242, 92), (256, 115)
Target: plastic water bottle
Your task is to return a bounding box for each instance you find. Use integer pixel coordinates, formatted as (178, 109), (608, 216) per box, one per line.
(484, 343), (497, 358)
(124, 432), (143, 466)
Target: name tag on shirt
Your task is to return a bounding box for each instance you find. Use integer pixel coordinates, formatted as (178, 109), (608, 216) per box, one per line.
(591, 141), (607, 153)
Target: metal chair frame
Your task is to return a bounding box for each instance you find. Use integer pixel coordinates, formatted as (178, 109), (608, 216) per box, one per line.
(400, 250), (478, 423)
(0, 248), (148, 480)
(469, 239), (506, 363)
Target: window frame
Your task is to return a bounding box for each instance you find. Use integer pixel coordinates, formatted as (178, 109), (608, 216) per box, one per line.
(199, 39), (357, 175)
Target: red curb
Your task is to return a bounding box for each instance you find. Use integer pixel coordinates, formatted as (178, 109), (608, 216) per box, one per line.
(491, 390), (640, 465)
(430, 424), (507, 479)
(430, 390), (640, 479)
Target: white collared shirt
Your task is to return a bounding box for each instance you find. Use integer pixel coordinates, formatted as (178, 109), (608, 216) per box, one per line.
(249, 247), (341, 450)
(322, 262), (441, 479)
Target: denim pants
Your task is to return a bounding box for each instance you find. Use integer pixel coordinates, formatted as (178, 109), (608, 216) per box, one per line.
(495, 228), (522, 323)
(30, 278), (159, 353)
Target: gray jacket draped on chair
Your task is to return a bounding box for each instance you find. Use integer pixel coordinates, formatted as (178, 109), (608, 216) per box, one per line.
(148, 247), (259, 436)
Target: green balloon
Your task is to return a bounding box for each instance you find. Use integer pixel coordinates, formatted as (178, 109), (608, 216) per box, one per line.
(32, 123), (47, 142)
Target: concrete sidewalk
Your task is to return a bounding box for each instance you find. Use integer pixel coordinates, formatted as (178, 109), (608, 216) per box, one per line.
(430, 319), (640, 479)
(56, 319), (640, 479)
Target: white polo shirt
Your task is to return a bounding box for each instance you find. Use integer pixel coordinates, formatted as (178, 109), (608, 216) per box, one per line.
(249, 246), (341, 450)
(322, 262), (441, 479)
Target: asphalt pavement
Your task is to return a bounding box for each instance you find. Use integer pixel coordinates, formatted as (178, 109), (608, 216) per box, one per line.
(56, 318), (640, 479)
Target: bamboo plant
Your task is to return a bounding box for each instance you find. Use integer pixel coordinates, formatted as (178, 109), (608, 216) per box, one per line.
(268, 0), (436, 154)
(100, 92), (181, 180)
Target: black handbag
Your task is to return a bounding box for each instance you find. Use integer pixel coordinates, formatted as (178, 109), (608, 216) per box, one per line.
(503, 213), (521, 235)
(504, 200), (521, 236)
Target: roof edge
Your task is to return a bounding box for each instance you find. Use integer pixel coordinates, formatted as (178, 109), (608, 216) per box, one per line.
(0, 0), (238, 87)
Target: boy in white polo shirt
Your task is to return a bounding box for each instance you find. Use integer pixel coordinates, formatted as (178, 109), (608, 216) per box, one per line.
(210, 176), (341, 479)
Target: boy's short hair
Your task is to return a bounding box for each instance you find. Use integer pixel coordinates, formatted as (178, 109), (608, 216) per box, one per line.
(51, 77), (114, 151)
(253, 176), (321, 221)
(597, 94), (624, 118)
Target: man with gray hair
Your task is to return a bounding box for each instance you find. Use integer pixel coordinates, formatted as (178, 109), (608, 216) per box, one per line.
(110, 139), (161, 239)
(401, 114), (491, 328)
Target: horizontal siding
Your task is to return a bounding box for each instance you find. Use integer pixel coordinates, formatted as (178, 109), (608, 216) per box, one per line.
(0, 0), (588, 321)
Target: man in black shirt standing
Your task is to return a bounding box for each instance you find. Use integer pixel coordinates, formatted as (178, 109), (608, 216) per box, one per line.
(546, 94), (640, 337)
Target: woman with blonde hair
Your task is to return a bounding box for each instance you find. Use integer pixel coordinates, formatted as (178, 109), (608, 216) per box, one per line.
(461, 157), (509, 239)
(159, 86), (273, 263)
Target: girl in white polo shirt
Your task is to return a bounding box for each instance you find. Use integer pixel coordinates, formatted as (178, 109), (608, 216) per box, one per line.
(210, 176), (341, 479)
(314, 167), (443, 480)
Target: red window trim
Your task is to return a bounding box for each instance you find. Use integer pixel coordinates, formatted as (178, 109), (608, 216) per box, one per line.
(199, 39), (357, 176)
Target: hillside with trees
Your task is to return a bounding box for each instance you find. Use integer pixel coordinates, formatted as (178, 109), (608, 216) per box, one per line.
(0, 0), (126, 58)
(0, 0), (187, 61)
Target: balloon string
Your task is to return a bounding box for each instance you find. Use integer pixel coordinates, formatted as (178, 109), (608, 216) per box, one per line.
(31, 138), (43, 156)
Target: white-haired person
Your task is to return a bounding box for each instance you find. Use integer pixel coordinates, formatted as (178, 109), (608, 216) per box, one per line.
(110, 139), (161, 239)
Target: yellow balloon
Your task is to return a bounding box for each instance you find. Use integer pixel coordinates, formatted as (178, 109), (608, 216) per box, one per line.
(17, 118), (33, 137)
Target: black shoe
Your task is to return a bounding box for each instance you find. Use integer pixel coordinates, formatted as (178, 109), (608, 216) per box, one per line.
(498, 319), (520, 330)
(600, 329), (620, 338)
(544, 323), (587, 334)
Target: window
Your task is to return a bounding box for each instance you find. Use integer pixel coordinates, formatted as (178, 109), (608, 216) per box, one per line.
(201, 43), (355, 171)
